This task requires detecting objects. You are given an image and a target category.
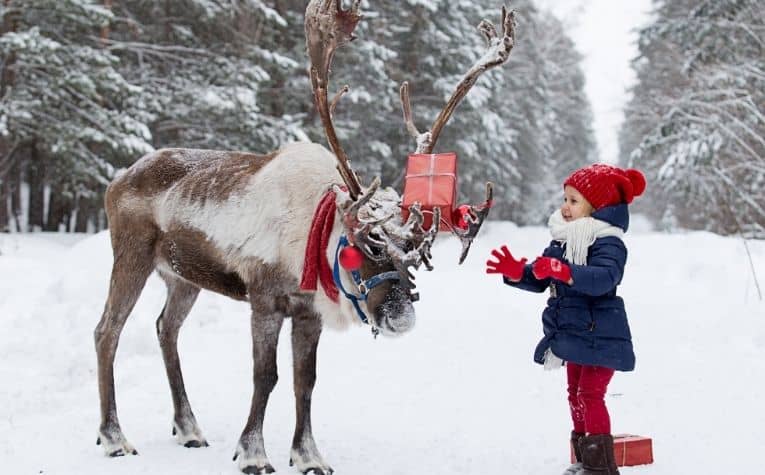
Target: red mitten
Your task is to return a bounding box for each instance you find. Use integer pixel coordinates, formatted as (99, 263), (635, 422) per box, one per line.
(486, 245), (527, 281)
(532, 257), (572, 283)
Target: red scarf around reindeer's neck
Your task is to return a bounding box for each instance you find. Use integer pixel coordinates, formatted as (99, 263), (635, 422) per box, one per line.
(299, 189), (340, 302)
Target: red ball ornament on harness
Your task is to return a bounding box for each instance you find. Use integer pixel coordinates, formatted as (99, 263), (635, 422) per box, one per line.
(339, 245), (364, 270)
(453, 204), (472, 230)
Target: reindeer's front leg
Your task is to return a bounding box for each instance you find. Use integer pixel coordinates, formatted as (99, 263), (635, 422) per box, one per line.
(234, 297), (284, 474)
(289, 309), (332, 474)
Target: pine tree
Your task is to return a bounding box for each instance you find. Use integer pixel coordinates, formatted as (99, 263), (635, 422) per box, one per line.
(620, 0), (765, 236)
(0, 0), (597, 231)
(292, 0), (595, 223)
(477, 1), (595, 223)
(108, 0), (303, 154)
(0, 0), (153, 231)
(530, 10), (596, 223)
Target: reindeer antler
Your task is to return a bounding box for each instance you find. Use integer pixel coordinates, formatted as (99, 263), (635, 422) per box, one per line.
(379, 204), (441, 294)
(454, 182), (494, 264)
(305, 0), (363, 199)
(400, 7), (514, 264)
(400, 6), (516, 154)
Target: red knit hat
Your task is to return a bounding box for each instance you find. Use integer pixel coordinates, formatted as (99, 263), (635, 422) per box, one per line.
(564, 164), (646, 210)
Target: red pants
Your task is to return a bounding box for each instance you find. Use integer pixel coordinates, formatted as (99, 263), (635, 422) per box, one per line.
(567, 363), (615, 434)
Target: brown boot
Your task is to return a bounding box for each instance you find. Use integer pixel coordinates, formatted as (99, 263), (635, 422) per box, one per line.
(562, 431), (585, 475)
(579, 434), (620, 475)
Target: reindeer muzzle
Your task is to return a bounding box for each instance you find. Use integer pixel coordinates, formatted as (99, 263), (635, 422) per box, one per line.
(332, 235), (407, 333)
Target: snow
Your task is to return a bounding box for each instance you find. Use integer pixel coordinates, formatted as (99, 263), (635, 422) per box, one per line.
(201, 88), (237, 111)
(1, 224), (764, 474)
(368, 140), (392, 159)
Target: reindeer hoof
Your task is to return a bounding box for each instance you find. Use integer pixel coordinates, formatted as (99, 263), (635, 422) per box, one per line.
(290, 446), (333, 475)
(98, 429), (138, 457)
(290, 457), (335, 474)
(305, 468), (333, 475)
(184, 439), (209, 448)
(108, 448), (139, 457)
(234, 441), (275, 474)
(241, 464), (275, 474)
(172, 420), (208, 448)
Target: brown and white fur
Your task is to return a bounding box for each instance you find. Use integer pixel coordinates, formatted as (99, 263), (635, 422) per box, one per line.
(95, 142), (412, 474)
(95, 1), (516, 473)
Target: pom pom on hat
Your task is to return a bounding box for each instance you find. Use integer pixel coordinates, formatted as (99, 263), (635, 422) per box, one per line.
(625, 168), (646, 197)
(564, 164), (646, 210)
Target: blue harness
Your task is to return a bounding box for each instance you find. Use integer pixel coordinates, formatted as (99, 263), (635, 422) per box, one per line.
(332, 235), (400, 335)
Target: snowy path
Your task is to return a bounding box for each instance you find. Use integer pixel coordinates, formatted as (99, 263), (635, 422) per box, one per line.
(1, 225), (764, 474)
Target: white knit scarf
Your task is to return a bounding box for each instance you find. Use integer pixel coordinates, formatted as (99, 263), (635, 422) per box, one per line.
(547, 209), (624, 265)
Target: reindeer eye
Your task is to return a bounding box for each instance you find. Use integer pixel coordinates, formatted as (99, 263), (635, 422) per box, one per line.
(365, 241), (389, 260)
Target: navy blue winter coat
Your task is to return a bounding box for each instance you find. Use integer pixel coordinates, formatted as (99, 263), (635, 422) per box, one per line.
(505, 204), (635, 371)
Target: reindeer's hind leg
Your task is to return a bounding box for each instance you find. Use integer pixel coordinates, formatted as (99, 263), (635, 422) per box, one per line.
(155, 274), (207, 448)
(94, 230), (155, 457)
(234, 295), (285, 474)
(289, 308), (332, 474)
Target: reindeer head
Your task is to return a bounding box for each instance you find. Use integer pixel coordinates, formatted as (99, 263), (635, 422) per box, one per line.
(329, 179), (437, 334)
(305, 0), (515, 335)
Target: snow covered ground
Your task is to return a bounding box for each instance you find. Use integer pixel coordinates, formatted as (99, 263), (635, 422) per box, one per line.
(1, 223), (764, 474)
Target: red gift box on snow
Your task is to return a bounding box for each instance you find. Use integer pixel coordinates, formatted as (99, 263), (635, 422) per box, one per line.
(402, 152), (458, 231)
(570, 434), (654, 467)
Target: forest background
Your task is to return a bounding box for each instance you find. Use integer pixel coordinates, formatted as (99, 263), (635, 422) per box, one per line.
(0, 0), (762, 237)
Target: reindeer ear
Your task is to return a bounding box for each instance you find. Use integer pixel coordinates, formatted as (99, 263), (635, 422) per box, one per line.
(332, 184), (353, 210)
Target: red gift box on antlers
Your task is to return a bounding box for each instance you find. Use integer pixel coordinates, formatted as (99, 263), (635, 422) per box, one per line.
(570, 434), (654, 467)
(402, 152), (458, 231)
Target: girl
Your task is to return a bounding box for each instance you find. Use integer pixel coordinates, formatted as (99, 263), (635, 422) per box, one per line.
(486, 164), (645, 475)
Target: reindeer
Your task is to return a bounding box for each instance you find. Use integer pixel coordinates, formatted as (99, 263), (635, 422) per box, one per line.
(94, 1), (515, 473)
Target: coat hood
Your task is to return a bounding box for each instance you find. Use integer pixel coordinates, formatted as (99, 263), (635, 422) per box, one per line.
(592, 203), (630, 232)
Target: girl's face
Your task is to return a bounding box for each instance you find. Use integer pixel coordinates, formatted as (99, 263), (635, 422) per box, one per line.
(561, 186), (595, 222)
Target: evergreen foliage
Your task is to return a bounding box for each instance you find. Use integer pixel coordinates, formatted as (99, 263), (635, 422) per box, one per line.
(0, 0), (152, 230)
(0, 0), (596, 231)
(620, 0), (765, 237)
